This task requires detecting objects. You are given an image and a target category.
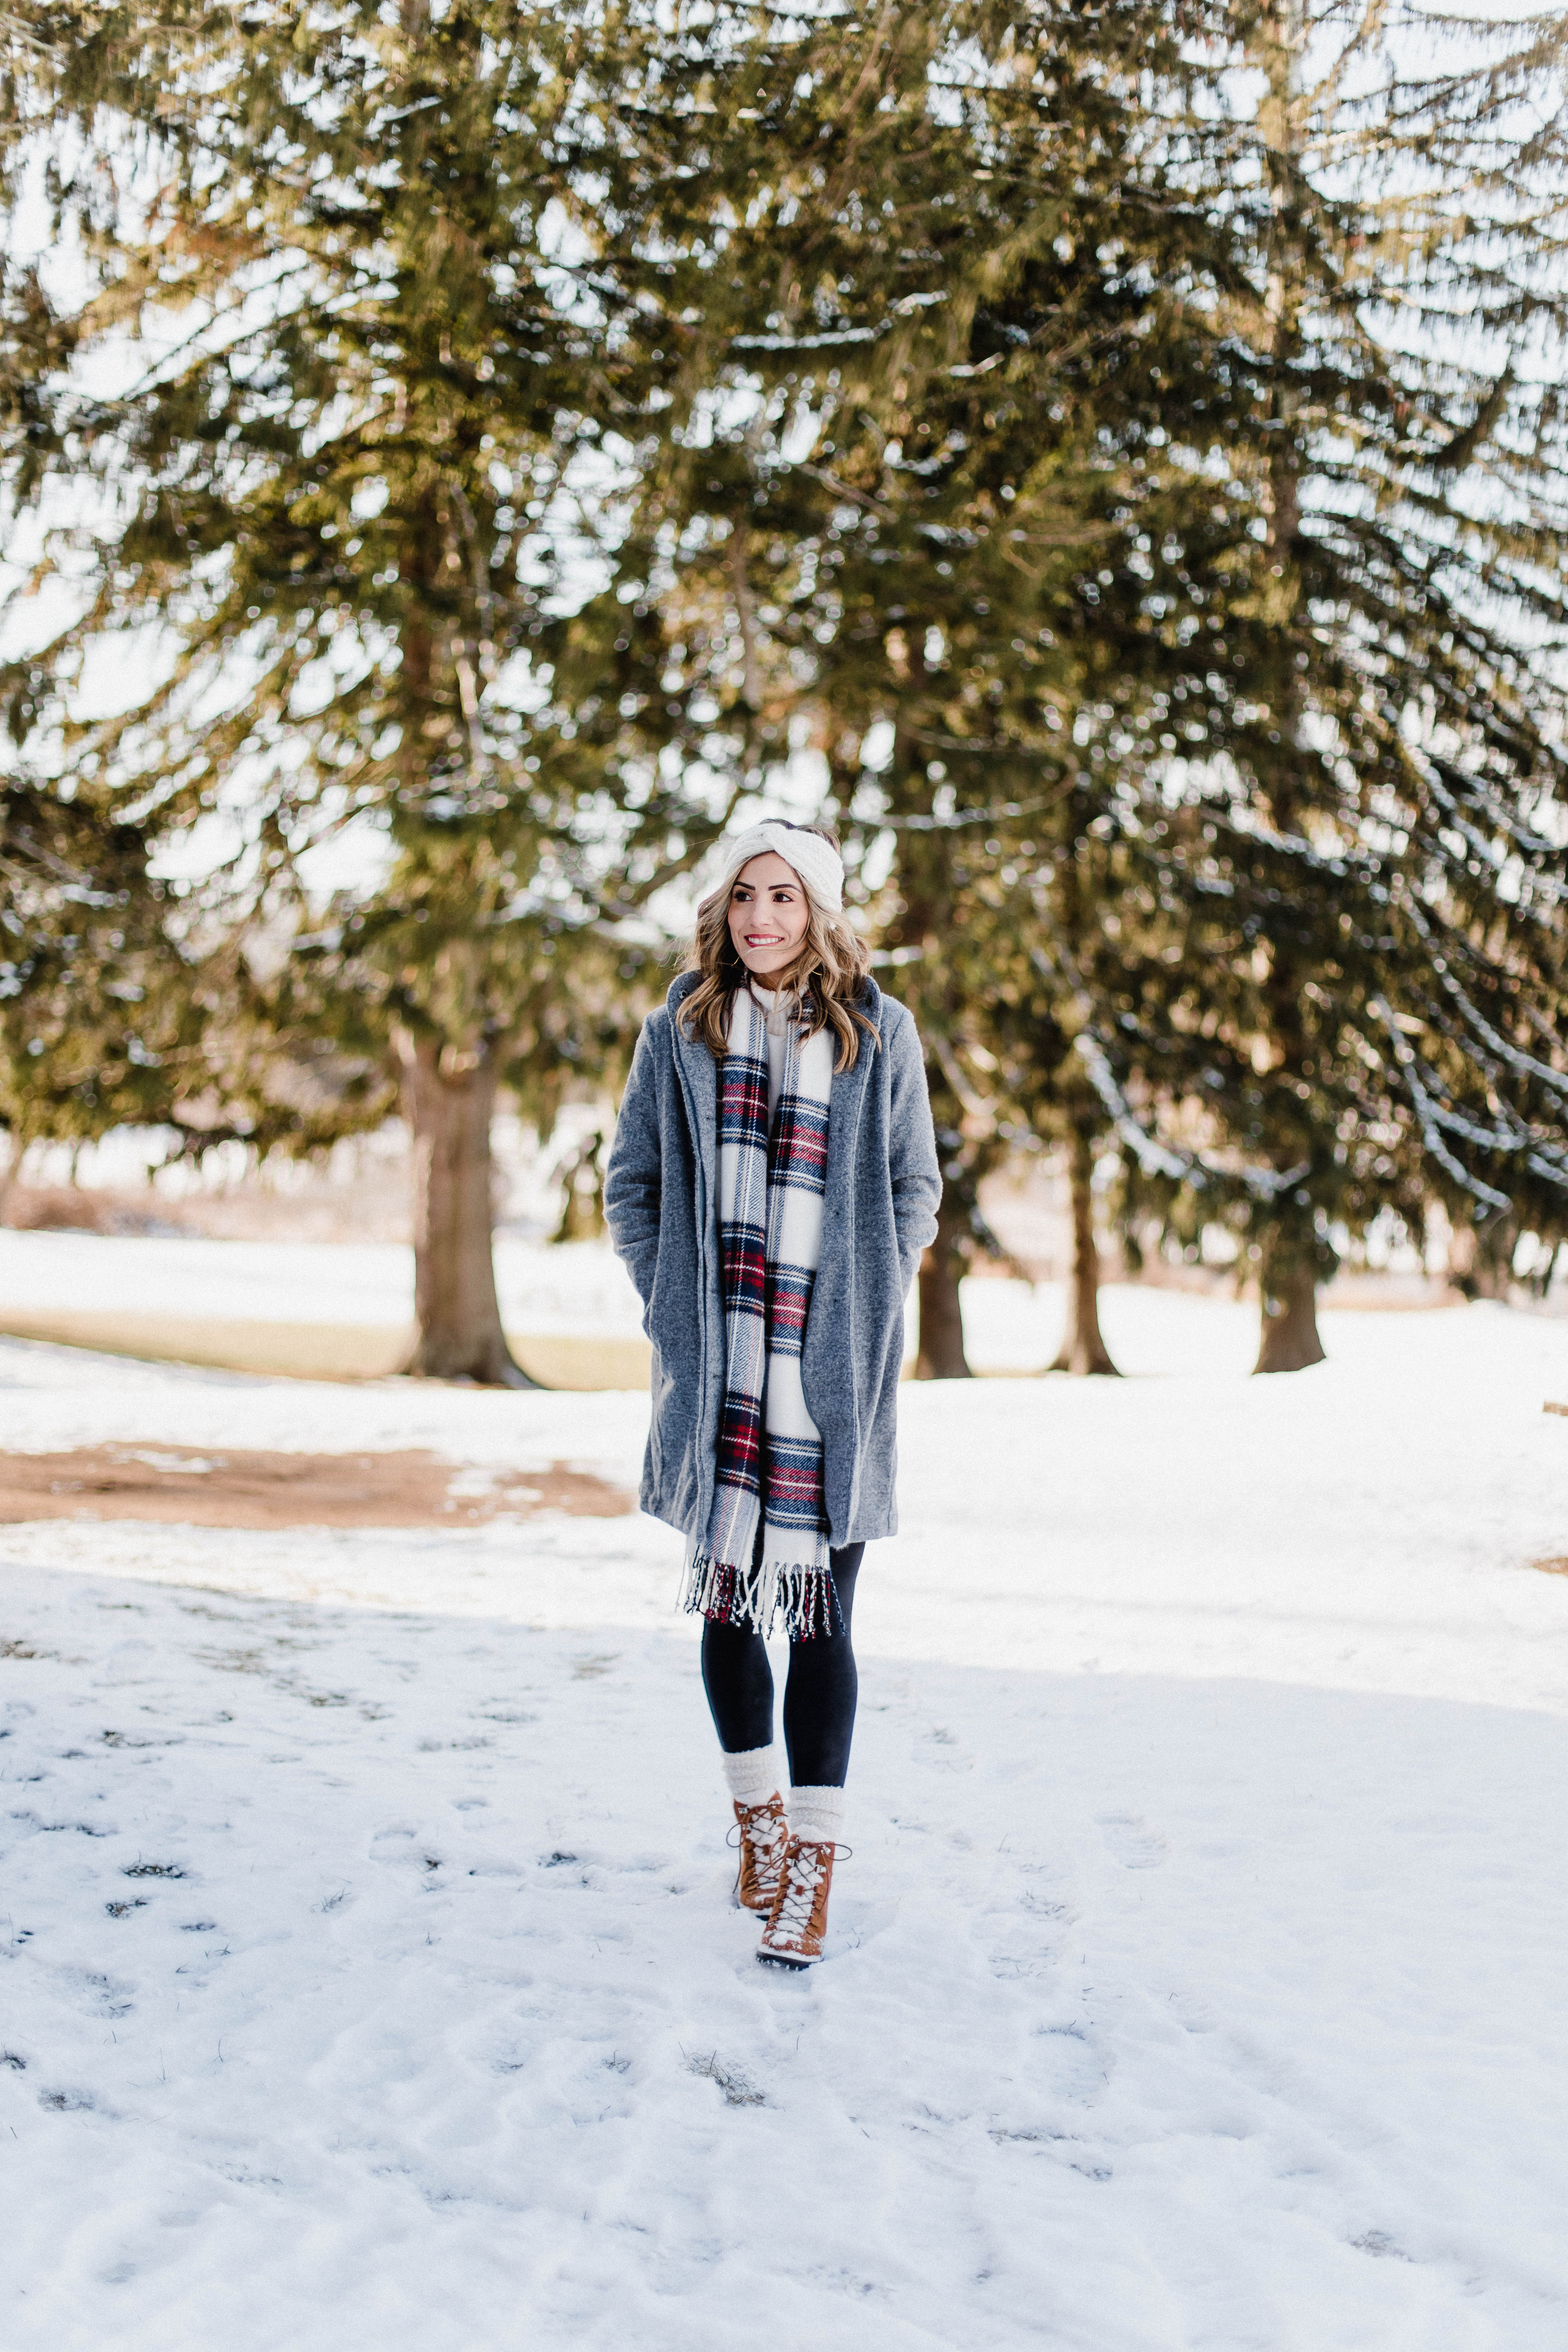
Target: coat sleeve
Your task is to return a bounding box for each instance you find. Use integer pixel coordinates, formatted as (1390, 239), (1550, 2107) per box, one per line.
(603, 1015), (664, 1311)
(884, 1005), (942, 1298)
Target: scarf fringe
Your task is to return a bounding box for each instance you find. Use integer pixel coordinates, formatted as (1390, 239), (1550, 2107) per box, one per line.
(681, 1550), (841, 1640)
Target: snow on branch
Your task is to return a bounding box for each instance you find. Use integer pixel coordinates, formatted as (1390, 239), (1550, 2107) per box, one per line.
(1370, 999), (1515, 1212)
(732, 291), (947, 356)
(1071, 1028), (1308, 1199)
(1404, 902), (1568, 1107)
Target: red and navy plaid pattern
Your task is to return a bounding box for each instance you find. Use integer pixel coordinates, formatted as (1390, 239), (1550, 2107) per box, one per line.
(768, 1093), (829, 1194)
(720, 1224), (768, 1316)
(715, 1387), (763, 1483)
(762, 1430), (828, 1526)
(720, 1053), (769, 1143)
(764, 1263), (815, 1357)
(682, 986), (836, 1637)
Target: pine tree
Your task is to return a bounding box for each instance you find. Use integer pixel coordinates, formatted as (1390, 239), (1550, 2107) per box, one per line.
(893, 0), (1568, 1368)
(1110, 0), (1568, 1366)
(0, 0), (722, 1377)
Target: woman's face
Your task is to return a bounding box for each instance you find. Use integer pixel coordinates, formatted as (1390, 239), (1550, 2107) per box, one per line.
(727, 852), (811, 979)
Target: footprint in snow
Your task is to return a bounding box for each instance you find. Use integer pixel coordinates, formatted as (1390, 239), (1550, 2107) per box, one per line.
(1351, 2231), (1414, 2262)
(1001, 2021), (1110, 2119)
(1097, 1814), (1168, 1871)
(1166, 1988), (1218, 2034)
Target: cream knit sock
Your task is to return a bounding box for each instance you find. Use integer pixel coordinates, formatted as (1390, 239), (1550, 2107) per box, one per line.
(788, 1784), (846, 1845)
(720, 1745), (780, 1807)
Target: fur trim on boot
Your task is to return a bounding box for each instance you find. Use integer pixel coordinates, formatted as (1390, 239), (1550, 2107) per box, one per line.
(786, 1783), (845, 1844)
(719, 1743), (779, 1806)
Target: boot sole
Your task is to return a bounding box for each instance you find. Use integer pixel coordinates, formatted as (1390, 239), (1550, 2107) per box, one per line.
(756, 1947), (819, 1969)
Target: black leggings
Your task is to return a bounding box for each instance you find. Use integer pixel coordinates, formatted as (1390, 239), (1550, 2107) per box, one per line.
(700, 1545), (864, 1789)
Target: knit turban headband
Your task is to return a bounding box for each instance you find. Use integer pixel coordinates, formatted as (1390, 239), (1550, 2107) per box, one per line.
(714, 820), (845, 915)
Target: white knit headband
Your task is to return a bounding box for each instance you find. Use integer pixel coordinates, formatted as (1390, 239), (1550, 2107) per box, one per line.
(714, 820), (845, 915)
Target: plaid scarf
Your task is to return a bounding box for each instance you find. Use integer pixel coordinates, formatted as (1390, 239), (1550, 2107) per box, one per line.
(681, 985), (836, 1638)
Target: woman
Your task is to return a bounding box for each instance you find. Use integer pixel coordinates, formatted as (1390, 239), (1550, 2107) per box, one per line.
(604, 819), (940, 1967)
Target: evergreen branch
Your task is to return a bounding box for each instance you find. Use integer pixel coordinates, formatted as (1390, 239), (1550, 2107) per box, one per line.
(1370, 997), (1515, 1211)
(1404, 900), (1568, 1106)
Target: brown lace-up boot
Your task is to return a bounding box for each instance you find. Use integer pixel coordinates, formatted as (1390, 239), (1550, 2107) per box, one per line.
(732, 1791), (789, 1914)
(756, 1835), (839, 1967)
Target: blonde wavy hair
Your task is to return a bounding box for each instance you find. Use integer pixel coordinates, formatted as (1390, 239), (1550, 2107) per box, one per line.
(678, 825), (878, 1070)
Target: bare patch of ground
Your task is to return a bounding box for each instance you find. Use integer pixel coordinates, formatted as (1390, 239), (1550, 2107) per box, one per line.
(0, 1445), (634, 1530)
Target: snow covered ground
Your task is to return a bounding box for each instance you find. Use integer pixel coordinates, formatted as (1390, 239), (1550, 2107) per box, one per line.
(2, 1246), (1568, 2349)
(0, 1226), (650, 1340)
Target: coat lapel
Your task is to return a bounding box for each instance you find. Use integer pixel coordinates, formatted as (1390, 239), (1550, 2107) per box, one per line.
(821, 976), (881, 1203)
(666, 975), (717, 1222)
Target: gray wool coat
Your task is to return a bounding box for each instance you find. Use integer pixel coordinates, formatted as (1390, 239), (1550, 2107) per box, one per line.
(603, 972), (941, 1550)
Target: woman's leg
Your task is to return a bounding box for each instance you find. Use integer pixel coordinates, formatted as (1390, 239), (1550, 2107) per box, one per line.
(755, 1546), (865, 1966)
(700, 1618), (775, 1755)
(703, 1611), (787, 1916)
(780, 1545), (864, 1790)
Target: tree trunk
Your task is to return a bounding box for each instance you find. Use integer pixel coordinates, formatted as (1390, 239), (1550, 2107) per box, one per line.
(1255, 1254), (1325, 1374)
(915, 1196), (972, 1379)
(1251, 0), (1326, 1376)
(0, 1133), (20, 1226)
(1051, 1131), (1119, 1375)
(1448, 1214), (1516, 1301)
(396, 1030), (536, 1386)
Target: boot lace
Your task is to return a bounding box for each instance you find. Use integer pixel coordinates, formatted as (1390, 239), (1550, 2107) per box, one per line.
(729, 1803), (787, 1865)
(770, 1842), (831, 1941)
